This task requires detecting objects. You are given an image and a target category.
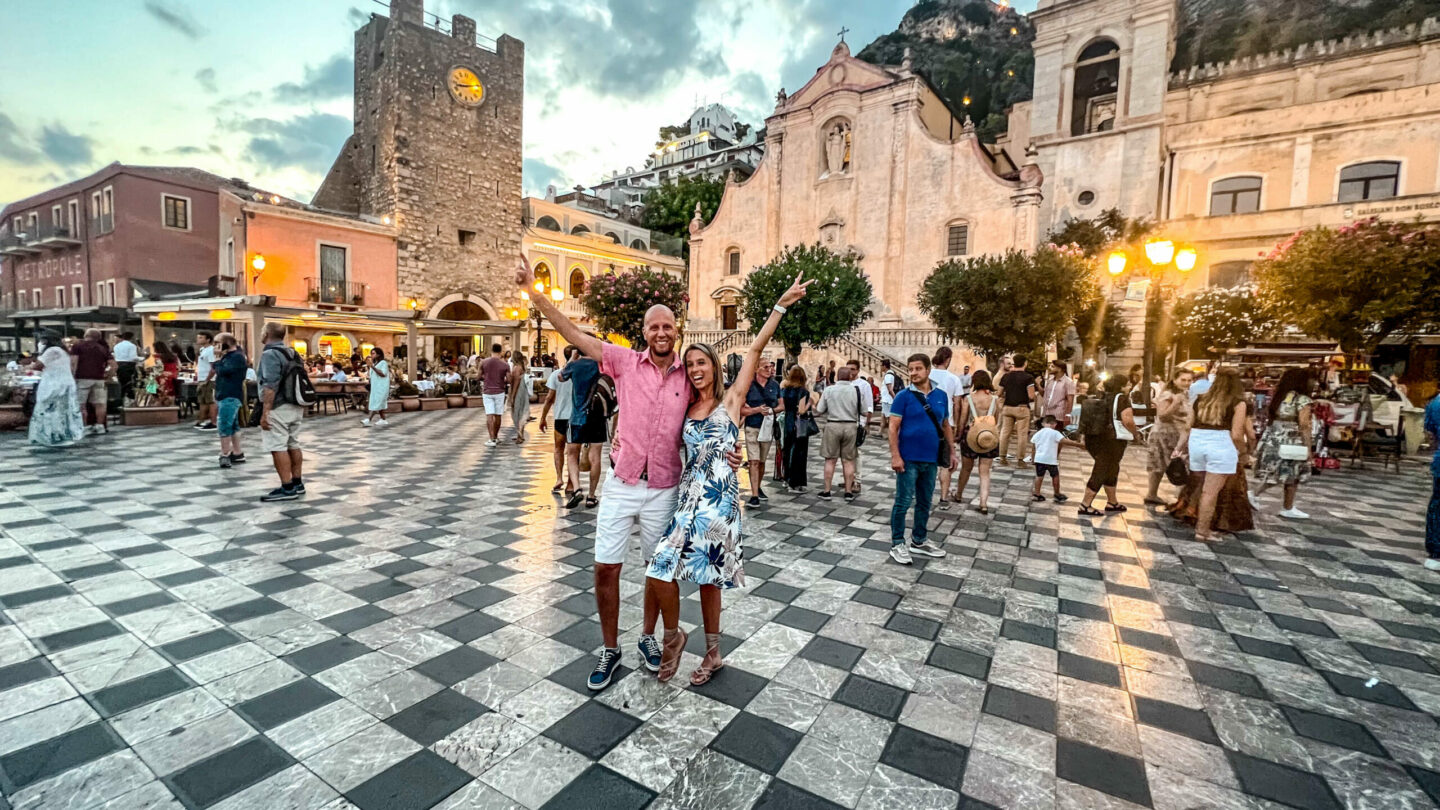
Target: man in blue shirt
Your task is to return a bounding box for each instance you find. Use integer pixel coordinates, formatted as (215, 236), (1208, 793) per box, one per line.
(741, 358), (782, 507)
(1425, 392), (1440, 571)
(887, 353), (954, 565)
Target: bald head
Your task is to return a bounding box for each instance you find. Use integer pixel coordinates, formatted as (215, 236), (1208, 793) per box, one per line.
(84, 329), (101, 342)
(641, 305), (678, 359)
(643, 305), (675, 328)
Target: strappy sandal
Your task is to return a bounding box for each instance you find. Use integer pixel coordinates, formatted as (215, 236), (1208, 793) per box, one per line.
(690, 633), (725, 686)
(1078, 505), (1102, 516)
(585, 496), (599, 508)
(1104, 502), (1128, 513)
(565, 491), (584, 509)
(657, 628), (688, 683)
(551, 482), (565, 494)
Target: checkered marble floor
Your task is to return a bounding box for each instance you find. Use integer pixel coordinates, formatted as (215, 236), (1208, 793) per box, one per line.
(0, 407), (1438, 810)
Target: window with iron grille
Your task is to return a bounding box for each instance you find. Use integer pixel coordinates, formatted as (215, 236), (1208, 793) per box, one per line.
(946, 224), (969, 256)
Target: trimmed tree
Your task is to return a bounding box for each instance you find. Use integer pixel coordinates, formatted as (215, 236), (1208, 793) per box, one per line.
(578, 268), (689, 349)
(1253, 217), (1440, 352)
(1171, 284), (1280, 356)
(739, 243), (873, 359)
(918, 245), (1094, 367)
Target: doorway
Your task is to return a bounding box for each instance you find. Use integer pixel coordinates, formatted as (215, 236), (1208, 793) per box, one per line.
(721, 305), (737, 331)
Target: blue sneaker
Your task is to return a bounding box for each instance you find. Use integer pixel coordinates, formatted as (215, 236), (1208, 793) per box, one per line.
(588, 649), (622, 691)
(637, 635), (662, 673)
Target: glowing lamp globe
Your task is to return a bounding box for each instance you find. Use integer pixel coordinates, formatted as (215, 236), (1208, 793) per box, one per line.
(1174, 248), (1198, 272)
(1107, 251), (1127, 276)
(1144, 240), (1175, 266)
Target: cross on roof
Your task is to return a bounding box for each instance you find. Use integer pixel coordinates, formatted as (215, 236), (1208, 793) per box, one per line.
(837, 26), (850, 44)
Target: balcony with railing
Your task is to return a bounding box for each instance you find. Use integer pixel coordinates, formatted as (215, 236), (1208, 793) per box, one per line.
(0, 234), (39, 255)
(89, 214), (114, 235)
(37, 222), (82, 248)
(307, 278), (367, 307)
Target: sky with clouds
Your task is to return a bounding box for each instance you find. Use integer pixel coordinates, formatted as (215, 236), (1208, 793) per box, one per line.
(0, 0), (1036, 207)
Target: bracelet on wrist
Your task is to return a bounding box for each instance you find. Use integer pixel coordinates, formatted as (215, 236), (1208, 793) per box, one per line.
(773, 304), (787, 315)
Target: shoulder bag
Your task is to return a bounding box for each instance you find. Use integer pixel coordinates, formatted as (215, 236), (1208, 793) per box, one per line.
(1112, 393), (1134, 441)
(794, 391), (820, 438)
(910, 387), (952, 468)
(1276, 393), (1311, 461)
(853, 386), (867, 447)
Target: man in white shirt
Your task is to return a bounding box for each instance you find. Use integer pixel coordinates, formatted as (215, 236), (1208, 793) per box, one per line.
(194, 332), (217, 430)
(879, 359), (900, 431)
(1189, 361), (1216, 404)
(113, 331), (140, 404)
(540, 346), (582, 508)
(845, 359), (874, 493)
(927, 346), (965, 504)
(957, 365), (973, 396)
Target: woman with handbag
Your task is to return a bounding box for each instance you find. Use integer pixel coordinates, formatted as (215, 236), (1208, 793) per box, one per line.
(780, 366), (816, 493)
(1249, 368), (1316, 519)
(1077, 374), (1139, 516)
(953, 369), (999, 513)
(1145, 368), (1194, 505)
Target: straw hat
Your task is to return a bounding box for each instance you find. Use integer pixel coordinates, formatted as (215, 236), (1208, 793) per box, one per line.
(966, 421), (999, 454)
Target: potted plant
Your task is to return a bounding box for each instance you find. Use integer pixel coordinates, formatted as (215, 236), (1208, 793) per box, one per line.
(444, 382), (466, 408)
(464, 373), (485, 408)
(396, 380), (421, 412)
(123, 366), (180, 426)
(0, 369), (23, 431)
(420, 382), (448, 411)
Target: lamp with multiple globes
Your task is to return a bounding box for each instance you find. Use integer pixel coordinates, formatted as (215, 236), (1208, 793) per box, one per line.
(1107, 251), (1127, 276)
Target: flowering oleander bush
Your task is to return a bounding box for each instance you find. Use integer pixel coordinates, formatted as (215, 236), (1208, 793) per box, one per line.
(1253, 217), (1440, 351)
(580, 268), (689, 348)
(1172, 284), (1280, 355)
(740, 243), (873, 358)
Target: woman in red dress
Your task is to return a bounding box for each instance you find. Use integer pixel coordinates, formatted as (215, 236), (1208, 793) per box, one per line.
(152, 341), (179, 401)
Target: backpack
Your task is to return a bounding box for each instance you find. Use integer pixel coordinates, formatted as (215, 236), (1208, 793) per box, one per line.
(265, 344), (316, 407)
(1078, 394), (1112, 437)
(964, 393), (999, 453)
(584, 373), (617, 418)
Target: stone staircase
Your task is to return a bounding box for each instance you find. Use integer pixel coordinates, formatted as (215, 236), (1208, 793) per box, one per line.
(685, 327), (976, 380)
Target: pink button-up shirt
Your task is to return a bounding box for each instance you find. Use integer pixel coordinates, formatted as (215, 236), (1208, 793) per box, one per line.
(602, 343), (690, 489)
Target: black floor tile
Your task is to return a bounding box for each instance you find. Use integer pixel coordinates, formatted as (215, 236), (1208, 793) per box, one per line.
(834, 674), (908, 720)
(436, 611), (508, 644)
(348, 580), (415, 604)
(211, 597), (285, 624)
(61, 561), (123, 581)
(1202, 588), (1259, 610)
(1350, 642), (1437, 675)
(372, 559), (426, 578)
(709, 712), (803, 775)
(1059, 599), (1110, 623)
(853, 587), (902, 610)
(0, 585), (71, 609)
(414, 646), (499, 687)
(91, 668), (191, 717)
(1186, 660), (1267, 699)
(234, 678), (338, 730)
(885, 612), (941, 641)
(1133, 696), (1219, 745)
(754, 581), (803, 604)
(684, 632), (744, 659)
(250, 573), (314, 596)
(1268, 613), (1337, 638)
(540, 764), (656, 810)
(282, 553), (339, 572)
(1118, 627), (1180, 657)
(0, 658), (55, 691)
(1231, 634), (1307, 666)
(321, 605), (393, 634)
(927, 644), (991, 680)
(1406, 765), (1440, 806)
(1058, 652), (1122, 689)
(159, 628), (244, 662)
(283, 636), (370, 675)
(37, 620), (122, 653)
(1280, 706), (1387, 757)
(880, 724), (969, 791)
(452, 585), (511, 610)
(0, 723), (122, 790)
(554, 592), (597, 616)
(689, 665), (768, 710)
(918, 571), (962, 591)
(155, 568), (218, 588)
(954, 593), (1005, 617)
(798, 636), (865, 671)
(982, 685), (1056, 733)
(385, 689), (487, 746)
(1319, 670), (1419, 711)
(774, 606), (830, 633)
(548, 654), (633, 696)
(1227, 751), (1341, 810)
(545, 701), (643, 759)
(101, 591), (176, 617)
(345, 749), (471, 810)
(1377, 620), (1440, 644)
(1000, 619), (1056, 649)
(1160, 605), (1223, 631)
(754, 779), (846, 810)
(1056, 738), (1152, 808)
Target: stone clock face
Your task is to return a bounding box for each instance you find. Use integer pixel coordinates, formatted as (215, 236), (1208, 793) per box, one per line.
(447, 66), (485, 107)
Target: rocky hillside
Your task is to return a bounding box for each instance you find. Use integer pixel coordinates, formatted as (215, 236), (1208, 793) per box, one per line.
(1173, 0), (1440, 69)
(857, 0), (1035, 142)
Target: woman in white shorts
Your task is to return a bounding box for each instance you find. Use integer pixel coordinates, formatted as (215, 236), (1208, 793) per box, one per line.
(1186, 368), (1248, 542)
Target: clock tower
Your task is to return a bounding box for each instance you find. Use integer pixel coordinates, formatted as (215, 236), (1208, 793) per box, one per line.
(313, 0), (524, 327)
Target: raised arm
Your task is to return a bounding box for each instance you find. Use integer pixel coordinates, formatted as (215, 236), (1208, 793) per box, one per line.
(723, 273), (813, 413)
(516, 257), (606, 362)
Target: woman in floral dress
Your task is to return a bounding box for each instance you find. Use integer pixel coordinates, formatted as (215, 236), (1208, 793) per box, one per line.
(1250, 367), (1316, 519)
(647, 272), (812, 685)
(28, 335), (84, 448)
(1145, 367), (1194, 505)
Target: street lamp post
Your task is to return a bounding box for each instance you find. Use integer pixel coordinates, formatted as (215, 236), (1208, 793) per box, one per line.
(1108, 241), (1196, 409)
(521, 281), (565, 360)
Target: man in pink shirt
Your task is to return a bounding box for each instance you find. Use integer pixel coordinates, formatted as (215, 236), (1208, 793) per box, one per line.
(516, 259), (739, 690)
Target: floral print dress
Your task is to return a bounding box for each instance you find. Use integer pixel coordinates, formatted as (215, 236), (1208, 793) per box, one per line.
(1256, 393), (1313, 486)
(646, 403), (745, 589)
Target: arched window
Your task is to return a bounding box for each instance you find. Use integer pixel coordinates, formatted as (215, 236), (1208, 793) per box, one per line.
(535, 215), (561, 231)
(605, 232), (621, 244)
(630, 239), (648, 250)
(945, 221), (970, 256)
(727, 249), (741, 275)
(533, 262), (552, 291)
(1209, 176), (1263, 215)
(1338, 161), (1400, 202)
(569, 268), (586, 296)
(1209, 261), (1252, 289)
(1072, 38), (1120, 136)
(571, 224), (590, 235)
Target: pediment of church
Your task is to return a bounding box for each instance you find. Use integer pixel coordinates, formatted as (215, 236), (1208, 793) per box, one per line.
(782, 41), (900, 111)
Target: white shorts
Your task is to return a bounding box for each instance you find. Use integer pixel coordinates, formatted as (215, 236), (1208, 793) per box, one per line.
(1188, 428), (1238, 475)
(483, 393), (506, 415)
(594, 477), (678, 565)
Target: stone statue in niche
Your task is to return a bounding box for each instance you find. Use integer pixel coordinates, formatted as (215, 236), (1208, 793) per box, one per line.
(823, 121), (851, 177)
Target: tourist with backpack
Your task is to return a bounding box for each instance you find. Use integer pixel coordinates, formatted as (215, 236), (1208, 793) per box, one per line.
(256, 322), (314, 502)
(953, 369), (999, 513)
(1076, 374), (1139, 516)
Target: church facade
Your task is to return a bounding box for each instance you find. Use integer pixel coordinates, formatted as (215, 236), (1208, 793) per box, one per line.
(686, 40), (1043, 366)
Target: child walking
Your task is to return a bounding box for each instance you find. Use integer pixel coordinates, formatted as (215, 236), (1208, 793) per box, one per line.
(1031, 415), (1081, 502)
